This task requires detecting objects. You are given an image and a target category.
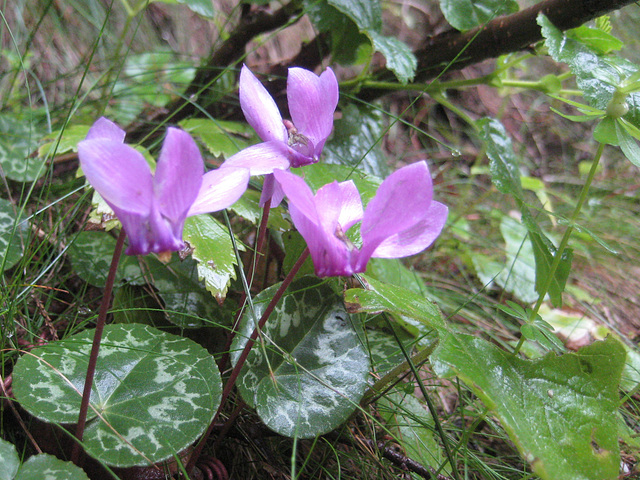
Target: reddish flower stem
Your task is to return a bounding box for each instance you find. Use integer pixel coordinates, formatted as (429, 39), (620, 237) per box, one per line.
(218, 200), (271, 373)
(187, 247), (310, 474)
(71, 229), (126, 465)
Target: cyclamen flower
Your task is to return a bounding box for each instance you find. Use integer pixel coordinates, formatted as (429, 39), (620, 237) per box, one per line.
(273, 162), (448, 277)
(78, 117), (250, 256)
(222, 65), (339, 205)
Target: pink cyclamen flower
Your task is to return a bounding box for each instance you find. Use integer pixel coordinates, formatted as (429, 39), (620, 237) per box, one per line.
(273, 161), (448, 277)
(221, 65), (339, 206)
(78, 117), (250, 256)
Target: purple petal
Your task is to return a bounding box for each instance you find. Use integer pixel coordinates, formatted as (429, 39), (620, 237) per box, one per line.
(336, 181), (363, 231)
(287, 67), (338, 157)
(357, 162), (434, 268)
(372, 201), (448, 258)
(221, 141), (291, 175)
(115, 204), (184, 256)
(86, 117), (126, 142)
(259, 174), (286, 207)
(78, 139), (153, 215)
(240, 65), (287, 143)
(154, 128), (203, 222)
(275, 170), (358, 277)
(188, 167), (250, 216)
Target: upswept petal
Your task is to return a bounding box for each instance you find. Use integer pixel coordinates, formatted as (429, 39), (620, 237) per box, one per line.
(287, 67), (338, 156)
(359, 161), (433, 259)
(86, 117), (126, 142)
(336, 181), (363, 231)
(154, 128), (204, 222)
(221, 141), (291, 175)
(273, 169), (319, 223)
(259, 174), (286, 207)
(188, 167), (250, 216)
(275, 170), (358, 277)
(240, 65), (287, 143)
(109, 208), (152, 256)
(78, 139), (153, 215)
(372, 201), (448, 258)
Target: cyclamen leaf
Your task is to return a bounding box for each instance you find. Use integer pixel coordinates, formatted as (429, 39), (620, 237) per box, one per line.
(0, 438), (19, 480)
(231, 276), (369, 438)
(323, 103), (390, 177)
(439, 0), (518, 31)
(12, 324), (221, 467)
(0, 198), (28, 273)
(328, 0), (382, 31)
(15, 455), (90, 480)
(0, 114), (46, 182)
(432, 333), (625, 480)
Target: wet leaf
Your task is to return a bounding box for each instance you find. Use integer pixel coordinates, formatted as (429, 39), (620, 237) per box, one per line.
(183, 215), (240, 302)
(13, 324), (221, 467)
(432, 334), (625, 480)
(0, 199), (28, 273)
(15, 455), (90, 480)
(231, 276), (369, 438)
(440, 0), (518, 31)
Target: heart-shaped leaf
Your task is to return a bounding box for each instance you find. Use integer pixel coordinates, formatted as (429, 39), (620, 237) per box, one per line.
(0, 198), (28, 273)
(16, 455), (90, 480)
(231, 276), (370, 438)
(13, 324), (221, 467)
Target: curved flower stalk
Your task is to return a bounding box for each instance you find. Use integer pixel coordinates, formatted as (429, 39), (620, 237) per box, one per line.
(221, 65), (339, 206)
(78, 117), (250, 256)
(273, 161), (448, 277)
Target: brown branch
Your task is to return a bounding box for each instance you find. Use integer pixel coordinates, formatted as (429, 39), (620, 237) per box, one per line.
(127, 1), (303, 143)
(357, 0), (638, 102)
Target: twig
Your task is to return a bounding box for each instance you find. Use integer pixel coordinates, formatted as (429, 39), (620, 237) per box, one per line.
(358, 0), (638, 101)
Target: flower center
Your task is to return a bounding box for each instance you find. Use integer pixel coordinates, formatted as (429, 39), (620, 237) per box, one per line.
(284, 119), (313, 158)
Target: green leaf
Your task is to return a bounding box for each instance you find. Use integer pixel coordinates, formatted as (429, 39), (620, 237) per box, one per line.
(369, 32), (417, 84)
(479, 118), (571, 306)
(323, 0), (416, 81)
(365, 328), (417, 378)
(539, 14), (638, 113)
(150, 256), (220, 328)
(304, 1), (371, 65)
(38, 125), (90, 158)
(439, 0), (518, 31)
(344, 275), (447, 334)
(15, 455), (90, 480)
(378, 390), (450, 475)
(616, 120), (640, 167)
(477, 117), (523, 198)
(528, 229), (572, 308)
(183, 215), (240, 302)
(328, 0), (382, 31)
(0, 114), (46, 182)
(593, 116), (619, 145)
(473, 215), (537, 303)
(566, 26), (623, 55)
(323, 104), (390, 177)
(13, 324), (221, 467)
(151, 0), (214, 18)
(0, 198), (28, 273)
(180, 118), (256, 159)
(0, 439), (19, 480)
(282, 230), (315, 277)
(231, 276), (369, 438)
(432, 334), (626, 480)
(67, 231), (146, 287)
